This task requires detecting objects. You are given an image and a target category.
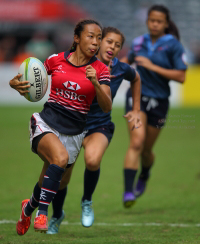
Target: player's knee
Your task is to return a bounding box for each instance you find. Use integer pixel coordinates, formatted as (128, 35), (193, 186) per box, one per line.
(52, 152), (68, 168)
(142, 150), (154, 161)
(85, 153), (101, 171)
(130, 137), (144, 151)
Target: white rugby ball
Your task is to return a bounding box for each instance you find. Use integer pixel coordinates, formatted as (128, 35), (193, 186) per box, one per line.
(18, 57), (48, 102)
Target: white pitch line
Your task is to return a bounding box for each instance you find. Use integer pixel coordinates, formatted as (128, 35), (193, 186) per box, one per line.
(0, 220), (200, 228)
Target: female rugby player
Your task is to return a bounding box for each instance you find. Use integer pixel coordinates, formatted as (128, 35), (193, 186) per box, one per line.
(9, 19), (112, 235)
(46, 27), (141, 234)
(121, 4), (188, 207)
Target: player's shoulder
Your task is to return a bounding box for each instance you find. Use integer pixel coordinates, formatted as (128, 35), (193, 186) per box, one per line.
(164, 35), (182, 47)
(113, 57), (136, 79)
(93, 58), (109, 73)
(114, 57), (132, 71)
(47, 52), (65, 61)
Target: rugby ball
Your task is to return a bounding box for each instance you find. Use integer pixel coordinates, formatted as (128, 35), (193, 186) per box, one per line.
(18, 57), (48, 102)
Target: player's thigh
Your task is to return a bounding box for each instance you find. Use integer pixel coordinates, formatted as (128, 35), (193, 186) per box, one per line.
(127, 111), (147, 150)
(37, 133), (68, 168)
(83, 132), (109, 167)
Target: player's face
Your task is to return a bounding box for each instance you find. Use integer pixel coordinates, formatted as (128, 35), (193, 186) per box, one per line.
(147, 11), (169, 38)
(98, 32), (122, 64)
(76, 24), (102, 58)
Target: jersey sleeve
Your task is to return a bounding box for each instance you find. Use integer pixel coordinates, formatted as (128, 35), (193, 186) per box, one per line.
(98, 65), (110, 86)
(171, 41), (188, 70)
(43, 54), (58, 75)
(124, 63), (136, 82)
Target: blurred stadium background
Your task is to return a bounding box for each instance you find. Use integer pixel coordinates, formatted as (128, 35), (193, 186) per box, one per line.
(0, 0), (199, 107)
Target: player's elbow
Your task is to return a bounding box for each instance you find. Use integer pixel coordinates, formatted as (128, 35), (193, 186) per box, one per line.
(101, 100), (112, 113)
(179, 74), (186, 83)
(178, 71), (186, 83)
(102, 103), (112, 113)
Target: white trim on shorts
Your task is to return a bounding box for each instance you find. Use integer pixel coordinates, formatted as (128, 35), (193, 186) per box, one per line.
(29, 113), (87, 165)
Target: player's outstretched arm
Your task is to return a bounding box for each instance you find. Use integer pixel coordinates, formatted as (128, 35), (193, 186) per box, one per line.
(9, 74), (30, 96)
(86, 65), (112, 113)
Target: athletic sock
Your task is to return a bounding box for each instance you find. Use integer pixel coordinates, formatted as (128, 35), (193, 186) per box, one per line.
(124, 169), (137, 192)
(37, 164), (64, 216)
(139, 164), (152, 181)
(52, 187), (67, 219)
(24, 182), (41, 217)
(82, 168), (100, 202)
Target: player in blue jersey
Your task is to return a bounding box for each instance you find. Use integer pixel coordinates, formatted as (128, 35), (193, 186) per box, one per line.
(120, 4), (188, 207)
(46, 27), (141, 234)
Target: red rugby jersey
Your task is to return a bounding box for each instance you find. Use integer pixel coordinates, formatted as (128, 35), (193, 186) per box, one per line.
(40, 51), (110, 135)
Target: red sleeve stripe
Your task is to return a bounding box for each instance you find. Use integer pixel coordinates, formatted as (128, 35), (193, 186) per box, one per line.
(99, 77), (110, 80)
(99, 74), (110, 77)
(100, 71), (110, 74)
(99, 78), (110, 82)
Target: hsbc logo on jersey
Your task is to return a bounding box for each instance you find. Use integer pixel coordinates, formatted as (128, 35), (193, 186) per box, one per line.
(56, 88), (86, 102)
(56, 81), (85, 102)
(63, 81), (81, 91)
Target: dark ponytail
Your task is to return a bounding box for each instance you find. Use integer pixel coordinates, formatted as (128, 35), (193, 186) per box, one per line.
(70, 19), (102, 52)
(148, 5), (180, 40)
(166, 20), (180, 40)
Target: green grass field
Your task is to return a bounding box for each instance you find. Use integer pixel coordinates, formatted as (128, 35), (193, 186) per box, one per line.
(0, 106), (199, 244)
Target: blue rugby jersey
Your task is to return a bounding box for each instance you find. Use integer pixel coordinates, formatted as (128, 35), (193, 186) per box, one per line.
(128, 34), (187, 99)
(85, 57), (136, 130)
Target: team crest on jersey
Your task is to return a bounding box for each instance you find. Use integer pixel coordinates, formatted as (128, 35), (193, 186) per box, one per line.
(63, 81), (81, 91)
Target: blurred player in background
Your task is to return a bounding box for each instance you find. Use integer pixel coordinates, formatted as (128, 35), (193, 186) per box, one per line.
(46, 26), (141, 234)
(120, 4), (188, 207)
(9, 19), (112, 235)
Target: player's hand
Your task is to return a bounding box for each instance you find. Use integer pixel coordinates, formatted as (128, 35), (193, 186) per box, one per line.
(124, 110), (142, 130)
(9, 74), (30, 96)
(135, 56), (154, 70)
(85, 65), (99, 87)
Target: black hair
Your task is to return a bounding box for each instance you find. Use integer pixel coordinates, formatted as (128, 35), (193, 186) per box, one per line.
(102, 27), (125, 48)
(70, 19), (102, 51)
(148, 5), (180, 40)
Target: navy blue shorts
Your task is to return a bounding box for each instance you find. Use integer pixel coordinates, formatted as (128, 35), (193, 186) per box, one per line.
(85, 122), (115, 143)
(125, 88), (169, 128)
